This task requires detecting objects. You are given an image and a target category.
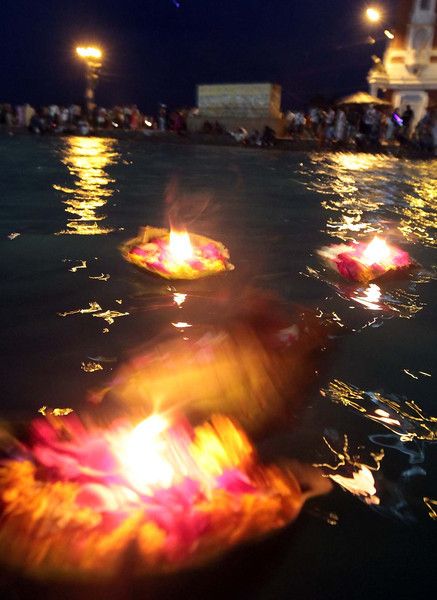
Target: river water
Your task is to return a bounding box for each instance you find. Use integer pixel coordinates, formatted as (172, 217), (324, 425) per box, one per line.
(0, 136), (436, 599)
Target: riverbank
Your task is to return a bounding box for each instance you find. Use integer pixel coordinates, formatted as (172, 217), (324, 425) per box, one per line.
(1, 126), (435, 158)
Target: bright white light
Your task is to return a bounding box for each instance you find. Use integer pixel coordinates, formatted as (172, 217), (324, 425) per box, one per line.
(168, 230), (194, 263)
(116, 415), (174, 493)
(366, 7), (381, 22)
(361, 237), (391, 266)
(173, 292), (187, 307)
(384, 29), (394, 39)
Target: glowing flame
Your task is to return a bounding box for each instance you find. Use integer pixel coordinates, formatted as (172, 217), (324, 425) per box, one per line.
(124, 226), (234, 280)
(168, 230), (194, 264)
(318, 235), (413, 283)
(114, 415), (175, 493)
(361, 236), (392, 266)
(0, 413), (330, 578)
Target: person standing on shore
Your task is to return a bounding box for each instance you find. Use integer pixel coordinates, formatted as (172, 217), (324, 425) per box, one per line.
(334, 108), (346, 143)
(158, 104), (167, 131)
(401, 104), (414, 138)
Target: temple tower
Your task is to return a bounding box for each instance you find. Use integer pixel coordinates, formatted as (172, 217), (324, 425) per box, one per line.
(368, 0), (437, 122)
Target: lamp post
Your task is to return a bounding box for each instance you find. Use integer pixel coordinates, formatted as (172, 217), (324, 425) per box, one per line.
(363, 6), (394, 98)
(76, 46), (103, 114)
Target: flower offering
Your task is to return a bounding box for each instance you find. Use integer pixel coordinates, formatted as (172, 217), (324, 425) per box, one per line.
(0, 412), (327, 580)
(121, 226), (234, 280)
(318, 236), (414, 282)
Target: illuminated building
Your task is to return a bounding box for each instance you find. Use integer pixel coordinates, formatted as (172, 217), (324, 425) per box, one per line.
(188, 82), (284, 134)
(367, 0), (437, 122)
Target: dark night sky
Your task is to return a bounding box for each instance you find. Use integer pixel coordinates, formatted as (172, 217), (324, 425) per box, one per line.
(0, 0), (394, 112)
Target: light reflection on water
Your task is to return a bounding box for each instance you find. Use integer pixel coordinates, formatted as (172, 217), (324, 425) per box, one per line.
(390, 161), (437, 248)
(303, 152), (436, 520)
(53, 136), (119, 235)
(303, 152), (437, 247)
(303, 264), (429, 325)
(319, 379), (437, 519)
(322, 379), (437, 445)
(1, 138), (436, 543)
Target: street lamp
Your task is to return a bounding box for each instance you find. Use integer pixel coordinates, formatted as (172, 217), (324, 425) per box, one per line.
(75, 46), (103, 114)
(365, 7), (382, 23)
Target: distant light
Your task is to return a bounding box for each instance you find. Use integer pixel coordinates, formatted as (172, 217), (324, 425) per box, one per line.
(144, 119), (152, 127)
(384, 29), (394, 39)
(112, 122), (119, 128)
(76, 46), (102, 60)
(366, 7), (381, 23)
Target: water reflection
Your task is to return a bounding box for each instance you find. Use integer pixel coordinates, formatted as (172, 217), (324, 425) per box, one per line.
(304, 152), (437, 247)
(54, 136), (119, 235)
(315, 434), (383, 505)
(389, 161), (437, 248)
(303, 264), (428, 323)
(322, 379), (437, 444)
(304, 153), (398, 241)
(320, 379), (437, 518)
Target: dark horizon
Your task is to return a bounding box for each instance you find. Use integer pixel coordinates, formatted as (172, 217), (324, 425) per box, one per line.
(1, 0), (394, 113)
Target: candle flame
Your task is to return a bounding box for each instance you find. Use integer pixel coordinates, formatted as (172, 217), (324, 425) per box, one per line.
(361, 236), (391, 266)
(114, 414), (175, 493)
(168, 230), (194, 264)
(0, 413), (331, 578)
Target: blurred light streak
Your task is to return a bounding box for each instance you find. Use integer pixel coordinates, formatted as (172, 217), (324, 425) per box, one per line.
(89, 273), (110, 281)
(0, 413), (330, 579)
(423, 497), (437, 520)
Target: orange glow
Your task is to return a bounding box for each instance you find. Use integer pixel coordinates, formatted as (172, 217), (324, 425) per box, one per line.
(122, 226), (234, 280)
(318, 236), (413, 282)
(0, 413), (331, 579)
(168, 230), (194, 264)
(54, 137), (118, 235)
(76, 46), (102, 60)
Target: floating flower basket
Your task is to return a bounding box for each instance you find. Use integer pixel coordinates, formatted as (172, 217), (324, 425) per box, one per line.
(121, 226), (234, 280)
(318, 236), (415, 283)
(0, 413), (328, 581)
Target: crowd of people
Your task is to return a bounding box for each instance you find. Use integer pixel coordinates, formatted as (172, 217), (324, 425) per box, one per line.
(201, 103), (436, 153)
(1, 99), (436, 153)
(282, 103), (437, 152)
(0, 102), (189, 135)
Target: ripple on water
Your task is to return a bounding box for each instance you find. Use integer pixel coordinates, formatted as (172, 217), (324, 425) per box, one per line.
(53, 136), (119, 235)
